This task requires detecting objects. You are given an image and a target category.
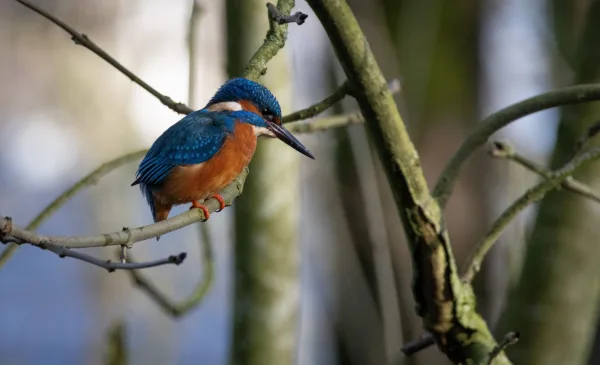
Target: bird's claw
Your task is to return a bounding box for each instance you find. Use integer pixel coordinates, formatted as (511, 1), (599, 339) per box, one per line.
(212, 194), (226, 212)
(190, 200), (210, 220)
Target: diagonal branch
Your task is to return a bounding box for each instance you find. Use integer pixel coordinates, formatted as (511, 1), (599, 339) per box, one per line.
(463, 146), (600, 283)
(433, 84), (600, 209)
(14, 0), (194, 115)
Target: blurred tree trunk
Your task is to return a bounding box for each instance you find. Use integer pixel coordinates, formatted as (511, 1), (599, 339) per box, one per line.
(227, 1), (300, 364)
(498, 1), (600, 364)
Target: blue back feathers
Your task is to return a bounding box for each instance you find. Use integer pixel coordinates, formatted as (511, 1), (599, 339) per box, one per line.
(207, 77), (282, 118)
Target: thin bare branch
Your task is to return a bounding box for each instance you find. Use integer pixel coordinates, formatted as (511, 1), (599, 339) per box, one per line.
(490, 141), (600, 204)
(14, 0), (194, 115)
(33, 241), (186, 272)
(463, 146), (600, 283)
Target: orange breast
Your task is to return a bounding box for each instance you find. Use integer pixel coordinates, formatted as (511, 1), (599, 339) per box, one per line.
(153, 121), (257, 206)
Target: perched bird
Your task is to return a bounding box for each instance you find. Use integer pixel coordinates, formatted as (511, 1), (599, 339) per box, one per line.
(132, 77), (314, 225)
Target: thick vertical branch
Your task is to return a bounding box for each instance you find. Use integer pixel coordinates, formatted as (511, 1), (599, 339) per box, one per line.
(305, 0), (509, 363)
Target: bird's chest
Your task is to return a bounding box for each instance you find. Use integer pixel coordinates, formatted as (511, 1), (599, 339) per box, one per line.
(162, 122), (257, 203)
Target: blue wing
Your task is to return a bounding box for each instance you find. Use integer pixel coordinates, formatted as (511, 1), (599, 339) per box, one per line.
(132, 110), (235, 188)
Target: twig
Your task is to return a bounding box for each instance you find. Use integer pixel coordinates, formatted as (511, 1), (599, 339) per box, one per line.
(401, 332), (436, 356)
(127, 225), (214, 317)
(0, 168), (248, 248)
(282, 78), (400, 124)
(282, 81), (351, 123)
(286, 111), (364, 133)
(463, 146), (600, 282)
(283, 78), (401, 131)
(13, 0), (194, 115)
(488, 332), (520, 365)
(35, 241), (186, 272)
(267, 2), (308, 25)
(0, 150), (147, 270)
(490, 141), (600, 204)
(433, 84), (600, 209)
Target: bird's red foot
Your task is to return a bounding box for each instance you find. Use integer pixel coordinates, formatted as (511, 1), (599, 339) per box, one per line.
(190, 200), (210, 220)
(212, 194), (226, 212)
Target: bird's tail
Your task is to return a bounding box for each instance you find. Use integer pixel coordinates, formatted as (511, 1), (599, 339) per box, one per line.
(152, 201), (172, 241)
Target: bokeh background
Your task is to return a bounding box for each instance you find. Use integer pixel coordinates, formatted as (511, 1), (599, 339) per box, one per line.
(1, 0), (599, 364)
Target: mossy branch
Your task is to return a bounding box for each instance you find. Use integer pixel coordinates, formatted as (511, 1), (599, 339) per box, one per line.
(305, 0), (510, 363)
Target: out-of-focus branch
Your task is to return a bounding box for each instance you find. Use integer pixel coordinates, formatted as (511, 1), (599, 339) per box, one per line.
(0, 150), (147, 270)
(463, 146), (600, 283)
(433, 84), (600, 209)
(267, 2), (308, 25)
(490, 141), (600, 204)
(13, 0), (194, 115)
(127, 224), (214, 317)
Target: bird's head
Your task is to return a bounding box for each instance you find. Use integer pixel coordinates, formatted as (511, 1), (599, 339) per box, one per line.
(205, 77), (314, 159)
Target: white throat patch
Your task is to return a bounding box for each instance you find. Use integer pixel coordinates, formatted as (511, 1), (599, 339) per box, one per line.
(253, 126), (275, 138)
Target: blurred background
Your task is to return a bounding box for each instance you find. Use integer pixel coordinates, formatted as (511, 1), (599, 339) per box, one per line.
(1, 0), (599, 364)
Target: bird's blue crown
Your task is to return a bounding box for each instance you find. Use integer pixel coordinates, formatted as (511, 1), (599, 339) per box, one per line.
(205, 77), (282, 118)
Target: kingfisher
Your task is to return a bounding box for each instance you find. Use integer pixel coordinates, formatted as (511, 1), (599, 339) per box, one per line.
(131, 77), (314, 224)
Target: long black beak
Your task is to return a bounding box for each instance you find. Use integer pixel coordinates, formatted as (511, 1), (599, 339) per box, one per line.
(267, 121), (315, 159)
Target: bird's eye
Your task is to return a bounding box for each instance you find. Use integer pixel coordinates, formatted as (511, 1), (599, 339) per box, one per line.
(262, 108), (275, 122)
